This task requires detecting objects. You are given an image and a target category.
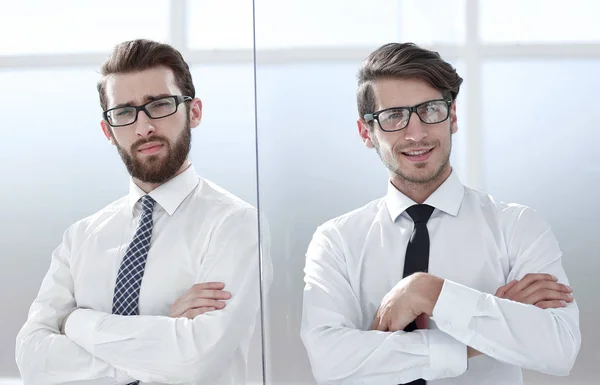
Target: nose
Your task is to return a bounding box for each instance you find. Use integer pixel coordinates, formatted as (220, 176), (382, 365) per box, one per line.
(134, 110), (156, 138)
(403, 111), (428, 142)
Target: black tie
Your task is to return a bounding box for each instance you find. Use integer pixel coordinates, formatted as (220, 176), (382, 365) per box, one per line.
(400, 204), (434, 385)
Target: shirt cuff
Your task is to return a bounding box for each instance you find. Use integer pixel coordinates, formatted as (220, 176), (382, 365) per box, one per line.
(428, 329), (468, 378)
(431, 279), (481, 340)
(64, 308), (106, 354)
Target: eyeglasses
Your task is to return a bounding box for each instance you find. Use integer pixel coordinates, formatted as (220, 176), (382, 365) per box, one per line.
(363, 99), (452, 132)
(103, 95), (192, 127)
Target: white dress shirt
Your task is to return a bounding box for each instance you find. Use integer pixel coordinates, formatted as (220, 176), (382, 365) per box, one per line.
(16, 163), (271, 385)
(301, 169), (581, 385)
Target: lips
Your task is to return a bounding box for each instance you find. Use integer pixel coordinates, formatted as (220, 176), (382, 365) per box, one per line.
(401, 148), (433, 156)
(137, 142), (163, 151)
(400, 147), (434, 162)
(402, 148), (432, 156)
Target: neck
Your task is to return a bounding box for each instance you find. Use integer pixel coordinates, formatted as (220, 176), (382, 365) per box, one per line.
(391, 165), (452, 204)
(133, 160), (191, 193)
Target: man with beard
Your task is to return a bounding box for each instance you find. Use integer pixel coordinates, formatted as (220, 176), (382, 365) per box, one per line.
(300, 43), (581, 385)
(16, 39), (268, 385)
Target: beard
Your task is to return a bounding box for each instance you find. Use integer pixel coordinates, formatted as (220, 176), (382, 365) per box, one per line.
(113, 118), (191, 184)
(373, 128), (452, 185)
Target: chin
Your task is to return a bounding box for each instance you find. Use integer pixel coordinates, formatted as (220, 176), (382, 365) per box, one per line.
(396, 164), (442, 184)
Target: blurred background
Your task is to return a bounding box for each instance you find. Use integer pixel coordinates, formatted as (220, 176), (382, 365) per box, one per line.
(0, 0), (598, 384)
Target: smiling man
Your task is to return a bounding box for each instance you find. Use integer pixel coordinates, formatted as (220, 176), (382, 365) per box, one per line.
(16, 39), (268, 385)
(300, 42), (581, 385)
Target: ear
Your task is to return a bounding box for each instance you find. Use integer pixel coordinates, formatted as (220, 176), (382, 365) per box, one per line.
(358, 118), (375, 149)
(189, 98), (203, 129)
(101, 120), (115, 145)
(450, 100), (458, 134)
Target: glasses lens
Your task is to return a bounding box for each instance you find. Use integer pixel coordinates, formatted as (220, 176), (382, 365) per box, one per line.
(416, 101), (449, 124)
(378, 108), (410, 131)
(146, 97), (177, 118)
(107, 107), (136, 126)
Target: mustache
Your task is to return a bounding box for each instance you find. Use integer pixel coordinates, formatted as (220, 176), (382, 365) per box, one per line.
(132, 136), (169, 151)
(396, 141), (437, 152)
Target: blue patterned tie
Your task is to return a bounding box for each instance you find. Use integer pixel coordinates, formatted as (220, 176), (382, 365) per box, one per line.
(112, 195), (155, 385)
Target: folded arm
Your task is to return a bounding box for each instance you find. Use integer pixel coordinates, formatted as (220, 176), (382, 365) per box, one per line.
(64, 207), (264, 384)
(15, 225), (135, 385)
(300, 224), (468, 385)
(431, 207), (581, 375)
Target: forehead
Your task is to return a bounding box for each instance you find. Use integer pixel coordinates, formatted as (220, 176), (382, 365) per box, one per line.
(372, 78), (443, 110)
(104, 66), (181, 108)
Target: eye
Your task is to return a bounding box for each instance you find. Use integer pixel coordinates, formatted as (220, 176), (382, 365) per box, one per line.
(115, 108), (133, 117)
(425, 103), (441, 112)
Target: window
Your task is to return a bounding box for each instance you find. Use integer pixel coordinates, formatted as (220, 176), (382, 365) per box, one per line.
(479, 0), (600, 43)
(187, 0), (254, 50)
(399, 0), (465, 45)
(0, 0), (169, 55)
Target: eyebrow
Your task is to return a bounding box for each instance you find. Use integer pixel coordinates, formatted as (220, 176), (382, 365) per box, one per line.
(377, 98), (446, 111)
(111, 93), (172, 109)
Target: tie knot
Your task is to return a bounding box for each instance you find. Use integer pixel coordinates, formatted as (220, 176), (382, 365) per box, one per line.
(140, 195), (155, 213)
(406, 204), (434, 224)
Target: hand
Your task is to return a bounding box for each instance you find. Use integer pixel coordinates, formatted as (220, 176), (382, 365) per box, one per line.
(469, 274), (575, 359)
(495, 273), (573, 309)
(371, 273), (444, 332)
(169, 282), (231, 319)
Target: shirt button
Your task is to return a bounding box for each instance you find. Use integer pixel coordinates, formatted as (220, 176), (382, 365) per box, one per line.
(445, 321), (452, 330)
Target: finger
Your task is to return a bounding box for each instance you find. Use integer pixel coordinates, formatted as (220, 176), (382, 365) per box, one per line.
(495, 280), (518, 297)
(504, 274), (556, 298)
(415, 314), (429, 329)
(192, 282), (226, 291)
(535, 300), (567, 309)
(371, 318), (378, 330)
(203, 290), (232, 300)
(171, 294), (227, 316)
(371, 307), (381, 330)
(374, 311), (389, 331)
(189, 298), (227, 310)
(193, 289), (232, 300)
(524, 289), (574, 305)
(180, 307), (217, 319)
(371, 315), (380, 330)
(519, 281), (573, 303)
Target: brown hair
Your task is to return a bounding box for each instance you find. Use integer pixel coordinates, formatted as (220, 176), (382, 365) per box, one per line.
(97, 39), (195, 111)
(357, 42), (463, 125)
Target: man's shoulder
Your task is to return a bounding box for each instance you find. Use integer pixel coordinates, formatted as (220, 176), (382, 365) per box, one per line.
(463, 186), (548, 229)
(193, 177), (256, 216)
(67, 195), (130, 232)
(315, 197), (385, 237)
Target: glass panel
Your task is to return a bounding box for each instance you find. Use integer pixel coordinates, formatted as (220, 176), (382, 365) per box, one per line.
(189, 65), (258, 206)
(254, 56), (466, 384)
(187, 0), (254, 50)
(187, 0), (465, 50)
(399, 0), (466, 44)
(0, 0), (169, 55)
(482, 59), (597, 383)
(479, 0), (600, 43)
(3, 55), (264, 385)
(1, 67), (118, 375)
(253, 0), (401, 49)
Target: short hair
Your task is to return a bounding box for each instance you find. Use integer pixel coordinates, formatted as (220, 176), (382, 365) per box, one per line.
(97, 39), (195, 111)
(357, 42), (463, 122)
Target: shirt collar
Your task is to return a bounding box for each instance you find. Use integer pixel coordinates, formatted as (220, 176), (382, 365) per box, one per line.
(385, 168), (465, 222)
(128, 163), (200, 216)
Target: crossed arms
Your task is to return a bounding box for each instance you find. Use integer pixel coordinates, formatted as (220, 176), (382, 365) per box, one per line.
(300, 208), (581, 385)
(15, 207), (264, 385)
